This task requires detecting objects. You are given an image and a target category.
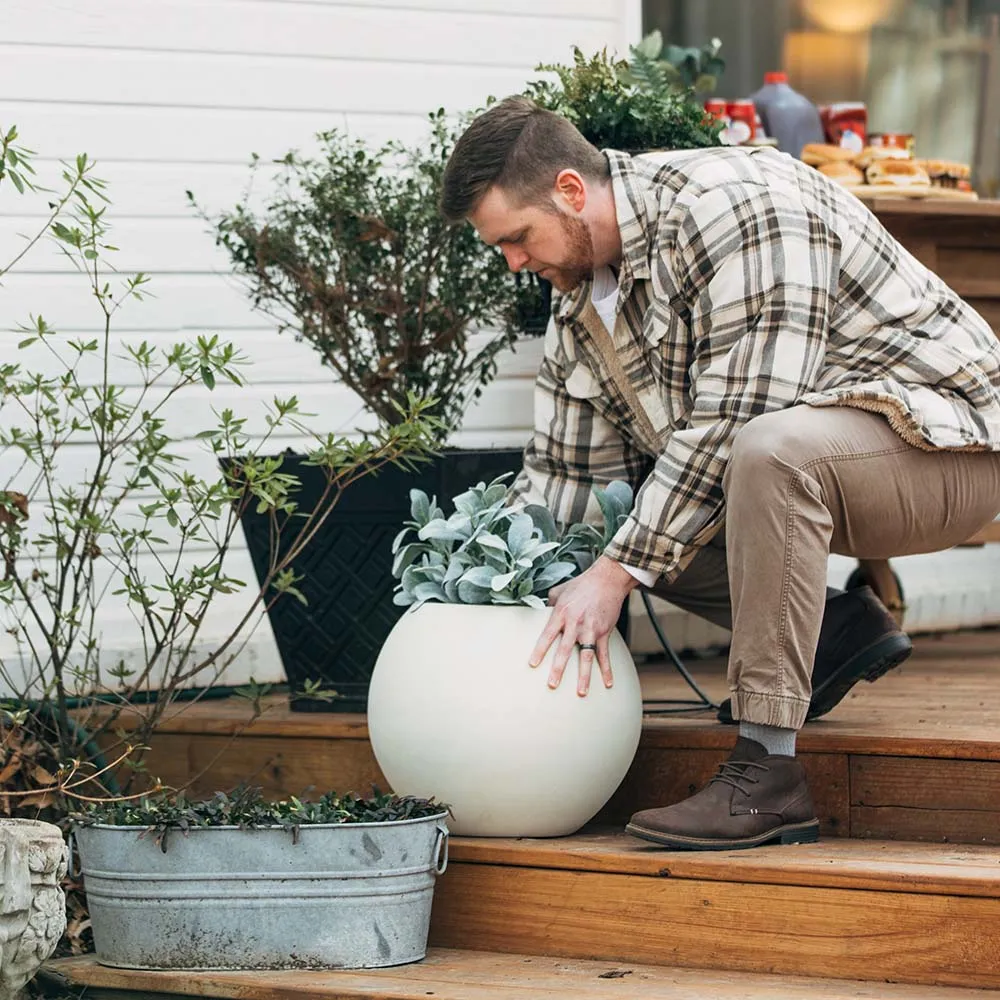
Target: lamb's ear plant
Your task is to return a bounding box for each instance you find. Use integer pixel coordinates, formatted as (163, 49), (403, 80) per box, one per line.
(392, 475), (633, 608)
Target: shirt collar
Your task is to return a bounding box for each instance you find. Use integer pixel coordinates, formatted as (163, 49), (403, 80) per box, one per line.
(556, 150), (654, 322)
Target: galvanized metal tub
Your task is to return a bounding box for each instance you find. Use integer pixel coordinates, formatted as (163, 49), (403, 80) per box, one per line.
(73, 814), (449, 971)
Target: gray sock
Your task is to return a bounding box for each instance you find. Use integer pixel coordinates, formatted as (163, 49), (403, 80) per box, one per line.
(739, 721), (797, 757)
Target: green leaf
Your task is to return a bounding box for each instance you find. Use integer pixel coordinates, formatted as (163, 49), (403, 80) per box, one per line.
(456, 579), (491, 604)
(635, 29), (663, 60)
(524, 504), (558, 542)
(506, 513), (534, 557)
(200, 366), (216, 390)
(17, 338), (36, 349)
(409, 489), (431, 524)
(490, 570), (519, 592)
(459, 565), (496, 590)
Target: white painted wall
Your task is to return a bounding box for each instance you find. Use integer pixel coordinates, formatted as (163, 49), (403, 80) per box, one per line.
(0, 0), (641, 695)
(2, 0), (993, 697)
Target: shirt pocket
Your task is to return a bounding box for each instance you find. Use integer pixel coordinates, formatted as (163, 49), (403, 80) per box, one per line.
(564, 362), (603, 400)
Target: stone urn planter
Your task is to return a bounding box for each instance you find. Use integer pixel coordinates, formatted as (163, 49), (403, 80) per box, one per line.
(367, 604), (644, 837)
(0, 819), (68, 1000)
(74, 810), (449, 971)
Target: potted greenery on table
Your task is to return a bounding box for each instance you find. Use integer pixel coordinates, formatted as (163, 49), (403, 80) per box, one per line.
(195, 112), (541, 712)
(72, 787), (449, 970)
(524, 33), (724, 155)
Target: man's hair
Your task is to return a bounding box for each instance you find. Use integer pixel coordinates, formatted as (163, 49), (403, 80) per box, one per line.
(440, 96), (609, 223)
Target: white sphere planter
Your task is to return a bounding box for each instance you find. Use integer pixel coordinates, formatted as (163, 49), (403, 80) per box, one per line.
(367, 604), (643, 837)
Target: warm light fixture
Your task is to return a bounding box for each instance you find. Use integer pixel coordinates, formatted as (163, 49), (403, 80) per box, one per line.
(783, 31), (872, 102)
(800, 0), (900, 34)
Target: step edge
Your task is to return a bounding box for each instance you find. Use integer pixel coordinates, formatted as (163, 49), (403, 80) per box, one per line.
(46, 948), (1000, 999)
(447, 837), (1000, 898)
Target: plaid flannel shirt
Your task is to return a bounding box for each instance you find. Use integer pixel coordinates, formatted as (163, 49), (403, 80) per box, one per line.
(512, 146), (1000, 583)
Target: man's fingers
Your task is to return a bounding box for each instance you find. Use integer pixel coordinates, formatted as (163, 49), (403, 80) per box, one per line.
(596, 633), (614, 688)
(548, 628), (579, 691)
(529, 609), (563, 668)
(577, 643), (595, 697)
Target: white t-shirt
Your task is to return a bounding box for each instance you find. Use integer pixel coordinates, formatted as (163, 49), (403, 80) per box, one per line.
(590, 267), (659, 590)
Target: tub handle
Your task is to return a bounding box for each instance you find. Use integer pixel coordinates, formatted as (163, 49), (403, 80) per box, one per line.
(67, 830), (81, 880)
(433, 823), (449, 875)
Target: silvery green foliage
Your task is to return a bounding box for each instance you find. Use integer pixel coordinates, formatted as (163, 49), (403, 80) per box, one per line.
(392, 475), (633, 609)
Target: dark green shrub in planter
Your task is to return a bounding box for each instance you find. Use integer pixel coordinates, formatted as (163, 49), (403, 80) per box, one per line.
(194, 115), (541, 711)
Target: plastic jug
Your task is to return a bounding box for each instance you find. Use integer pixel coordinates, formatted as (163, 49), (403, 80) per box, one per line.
(748, 72), (825, 159)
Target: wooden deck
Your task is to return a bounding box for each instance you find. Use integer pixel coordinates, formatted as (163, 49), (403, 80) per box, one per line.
(53, 628), (1000, 996)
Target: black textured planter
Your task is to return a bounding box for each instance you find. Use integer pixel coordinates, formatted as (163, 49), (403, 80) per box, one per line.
(233, 448), (524, 712)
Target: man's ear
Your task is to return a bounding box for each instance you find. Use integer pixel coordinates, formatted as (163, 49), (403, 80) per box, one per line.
(554, 169), (586, 213)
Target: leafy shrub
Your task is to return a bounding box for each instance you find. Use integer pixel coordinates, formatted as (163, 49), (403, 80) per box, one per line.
(623, 30), (726, 96)
(525, 45), (722, 153)
(194, 111), (536, 442)
(392, 475), (633, 608)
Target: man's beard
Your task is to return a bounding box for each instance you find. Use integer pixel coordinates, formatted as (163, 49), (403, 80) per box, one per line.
(544, 213), (594, 293)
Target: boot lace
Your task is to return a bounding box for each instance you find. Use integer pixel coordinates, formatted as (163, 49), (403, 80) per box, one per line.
(709, 758), (770, 797)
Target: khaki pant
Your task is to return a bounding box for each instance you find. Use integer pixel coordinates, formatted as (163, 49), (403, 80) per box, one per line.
(650, 405), (1000, 730)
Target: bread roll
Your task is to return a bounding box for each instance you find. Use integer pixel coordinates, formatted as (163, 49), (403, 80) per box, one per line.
(865, 159), (931, 187)
(801, 143), (858, 166)
(818, 161), (864, 185)
(853, 145), (911, 169)
(916, 159), (971, 187)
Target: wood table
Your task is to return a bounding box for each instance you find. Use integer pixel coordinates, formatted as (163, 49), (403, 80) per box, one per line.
(851, 200), (1000, 614)
(871, 198), (1000, 336)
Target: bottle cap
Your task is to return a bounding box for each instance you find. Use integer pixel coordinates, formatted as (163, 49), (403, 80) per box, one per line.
(764, 71), (788, 84)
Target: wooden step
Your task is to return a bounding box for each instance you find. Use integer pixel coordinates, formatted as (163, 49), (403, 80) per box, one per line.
(46, 947), (1000, 999)
(111, 632), (1000, 846)
(601, 632), (1000, 844)
(430, 832), (1000, 990)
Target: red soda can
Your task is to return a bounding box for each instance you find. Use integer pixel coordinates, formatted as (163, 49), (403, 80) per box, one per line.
(704, 98), (728, 122)
(725, 100), (756, 145)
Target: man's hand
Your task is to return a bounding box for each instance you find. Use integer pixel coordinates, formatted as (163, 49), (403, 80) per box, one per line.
(529, 555), (640, 697)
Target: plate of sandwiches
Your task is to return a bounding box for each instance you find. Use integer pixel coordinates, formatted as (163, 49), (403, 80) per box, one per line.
(801, 143), (976, 200)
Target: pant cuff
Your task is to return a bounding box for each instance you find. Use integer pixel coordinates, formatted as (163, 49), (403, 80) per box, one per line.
(730, 688), (809, 730)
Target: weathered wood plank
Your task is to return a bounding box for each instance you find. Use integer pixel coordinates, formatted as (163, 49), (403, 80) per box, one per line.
(446, 832), (1000, 897)
(48, 947), (1000, 1000)
(429, 864), (1000, 989)
(850, 755), (1000, 844)
(130, 732), (387, 799)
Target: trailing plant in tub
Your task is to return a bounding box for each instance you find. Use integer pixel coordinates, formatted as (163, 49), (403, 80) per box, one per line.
(72, 787), (450, 971)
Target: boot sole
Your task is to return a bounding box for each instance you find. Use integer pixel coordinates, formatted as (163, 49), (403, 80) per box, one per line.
(716, 631), (913, 725)
(805, 630), (912, 721)
(625, 818), (820, 851)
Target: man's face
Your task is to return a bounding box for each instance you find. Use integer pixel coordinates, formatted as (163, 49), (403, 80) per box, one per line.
(469, 185), (594, 294)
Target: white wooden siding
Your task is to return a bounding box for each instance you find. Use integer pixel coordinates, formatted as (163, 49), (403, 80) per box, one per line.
(0, 0), (635, 694)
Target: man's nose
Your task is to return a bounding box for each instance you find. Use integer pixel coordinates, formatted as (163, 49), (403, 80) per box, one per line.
(501, 245), (530, 272)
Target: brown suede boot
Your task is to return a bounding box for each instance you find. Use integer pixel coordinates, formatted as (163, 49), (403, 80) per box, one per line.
(626, 737), (819, 850)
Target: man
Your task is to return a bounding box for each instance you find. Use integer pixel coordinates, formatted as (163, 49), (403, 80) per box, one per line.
(440, 96), (1000, 851)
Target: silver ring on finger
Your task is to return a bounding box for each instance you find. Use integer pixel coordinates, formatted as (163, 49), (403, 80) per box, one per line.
(578, 643), (597, 651)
